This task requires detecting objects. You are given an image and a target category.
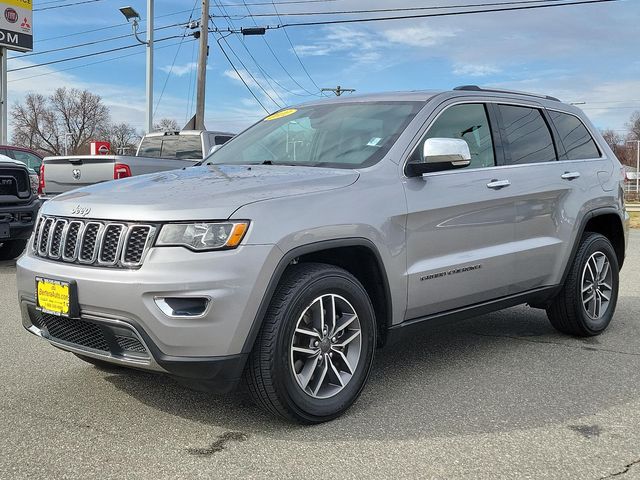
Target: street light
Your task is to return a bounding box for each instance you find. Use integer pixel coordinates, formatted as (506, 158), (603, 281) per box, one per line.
(119, 3), (154, 133)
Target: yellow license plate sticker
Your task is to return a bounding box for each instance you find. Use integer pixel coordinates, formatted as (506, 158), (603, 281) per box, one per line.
(37, 279), (70, 315)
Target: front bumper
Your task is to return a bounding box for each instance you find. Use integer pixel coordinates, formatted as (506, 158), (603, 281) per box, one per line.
(17, 242), (283, 388)
(0, 198), (41, 241)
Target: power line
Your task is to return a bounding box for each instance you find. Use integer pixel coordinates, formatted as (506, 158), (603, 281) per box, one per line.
(215, 26), (283, 108)
(10, 22), (188, 59)
(238, 0), (321, 96)
(215, 33), (271, 113)
(154, 1), (199, 118)
(7, 34), (187, 72)
(8, 40), (190, 83)
(34, 0), (105, 11)
(215, 0), (576, 18)
(217, 0), (620, 31)
(270, 0), (324, 95)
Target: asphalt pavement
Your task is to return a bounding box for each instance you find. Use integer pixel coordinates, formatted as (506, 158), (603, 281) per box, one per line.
(2, 231), (640, 479)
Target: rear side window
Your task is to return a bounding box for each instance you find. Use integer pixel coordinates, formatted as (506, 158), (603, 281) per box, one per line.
(214, 135), (233, 145)
(410, 103), (495, 169)
(498, 105), (557, 165)
(549, 111), (600, 160)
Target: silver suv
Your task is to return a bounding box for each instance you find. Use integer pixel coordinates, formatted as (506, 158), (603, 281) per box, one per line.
(17, 86), (629, 423)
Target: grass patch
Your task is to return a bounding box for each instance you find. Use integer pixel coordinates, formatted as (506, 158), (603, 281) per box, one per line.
(630, 212), (640, 229)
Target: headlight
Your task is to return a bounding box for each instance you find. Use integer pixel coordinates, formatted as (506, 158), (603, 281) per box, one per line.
(156, 221), (249, 251)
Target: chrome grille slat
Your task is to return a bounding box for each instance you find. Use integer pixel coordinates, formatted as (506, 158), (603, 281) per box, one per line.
(33, 216), (155, 268)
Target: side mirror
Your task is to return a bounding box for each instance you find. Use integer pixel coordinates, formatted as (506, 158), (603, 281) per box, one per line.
(407, 138), (471, 176)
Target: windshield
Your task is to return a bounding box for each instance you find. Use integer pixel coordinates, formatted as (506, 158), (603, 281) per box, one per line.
(205, 101), (423, 169)
(138, 135), (203, 160)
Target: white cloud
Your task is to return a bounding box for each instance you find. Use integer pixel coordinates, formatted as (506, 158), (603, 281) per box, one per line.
(159, 62), (198, 77)
(382, 26), (457, 48)
(452, 63), (501, 77)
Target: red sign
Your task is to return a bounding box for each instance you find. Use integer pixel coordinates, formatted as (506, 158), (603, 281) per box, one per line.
(90, 141), (111, 155)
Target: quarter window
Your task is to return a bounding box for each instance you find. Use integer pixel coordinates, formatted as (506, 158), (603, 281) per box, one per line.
(410, 103), (495, 169)
(498, 105), (557, 164)
(549, 110), (600, 160)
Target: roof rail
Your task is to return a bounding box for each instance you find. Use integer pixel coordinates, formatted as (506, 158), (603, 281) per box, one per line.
(453, 85), (560, 102)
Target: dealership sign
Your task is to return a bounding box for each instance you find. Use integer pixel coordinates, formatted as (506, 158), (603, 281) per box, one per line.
(0, 0), (31, 52)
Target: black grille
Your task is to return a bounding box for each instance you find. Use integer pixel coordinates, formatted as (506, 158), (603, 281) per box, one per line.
(38, 218), (54, 253)
(29, 307), (149, 358)
(36, 313), (110, 352)
(0, 168), (28, 196)
(99, 225), (123, 263)
(79, 223), (100, 262)
(34, 217), (154, 268)
(115, 335), (146, 353)
(63, 222), (81, 258)
(0, 177), (17, 195)
(124, 226), (151, 264)
(50, 221), (65, 257)
(33, 217), (43, 250)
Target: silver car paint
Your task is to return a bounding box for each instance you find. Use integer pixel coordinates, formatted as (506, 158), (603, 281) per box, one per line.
(17, 90), (628, 370)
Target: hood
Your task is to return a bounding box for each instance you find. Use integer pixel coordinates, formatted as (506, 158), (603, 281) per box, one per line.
(42, 164), (359, 221)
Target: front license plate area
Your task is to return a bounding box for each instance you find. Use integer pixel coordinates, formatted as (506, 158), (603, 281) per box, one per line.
(35, 277), (79, 318)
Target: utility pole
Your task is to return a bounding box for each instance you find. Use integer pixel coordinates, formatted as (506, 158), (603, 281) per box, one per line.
(321, 86), (355, 97)
(146, 0), (154, 133)
(195, 0), (209, 130)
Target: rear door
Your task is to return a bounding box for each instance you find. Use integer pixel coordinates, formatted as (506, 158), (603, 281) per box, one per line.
(403, 101), (518, 319)
(493, 103), (600, 291)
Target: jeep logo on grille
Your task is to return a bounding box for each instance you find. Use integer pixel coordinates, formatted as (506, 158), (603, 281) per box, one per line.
(72, 168), (81, 180)
(71, 205), (91, 217)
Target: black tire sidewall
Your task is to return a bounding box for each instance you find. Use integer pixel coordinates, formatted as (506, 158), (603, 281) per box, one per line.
(273, 270), (376, 422)
(573, 235), (619, 334)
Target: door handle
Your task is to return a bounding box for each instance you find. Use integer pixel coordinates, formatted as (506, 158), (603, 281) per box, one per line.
(561, 171), (581, 180)
(486, 179), (511, 189)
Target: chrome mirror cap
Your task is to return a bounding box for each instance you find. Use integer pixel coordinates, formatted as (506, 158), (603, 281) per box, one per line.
(423, 137), (471, 165)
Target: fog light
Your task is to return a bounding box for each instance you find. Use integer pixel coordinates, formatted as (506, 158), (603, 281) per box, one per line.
(154, 296), (211, 318)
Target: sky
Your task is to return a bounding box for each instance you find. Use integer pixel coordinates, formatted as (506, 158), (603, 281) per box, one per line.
(7, 0), (640, 136)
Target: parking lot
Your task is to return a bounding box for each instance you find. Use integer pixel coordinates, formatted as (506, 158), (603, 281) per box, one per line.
(0, 231), (638, 479)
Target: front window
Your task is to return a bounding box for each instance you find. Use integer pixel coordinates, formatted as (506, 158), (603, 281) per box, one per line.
(206, 102), (423, 169)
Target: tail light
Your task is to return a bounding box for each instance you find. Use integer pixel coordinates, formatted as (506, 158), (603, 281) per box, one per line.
(114, 163), (131, 180)
(38, 163), (45, 195)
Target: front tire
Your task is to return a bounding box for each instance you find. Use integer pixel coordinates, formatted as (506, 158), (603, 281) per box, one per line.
(244, 263), (376, 424)
(546, 233), (619, 336)
(0, 239), (27, 260)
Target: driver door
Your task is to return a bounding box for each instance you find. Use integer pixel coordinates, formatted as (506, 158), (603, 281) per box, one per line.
(403, 102), (518, 320)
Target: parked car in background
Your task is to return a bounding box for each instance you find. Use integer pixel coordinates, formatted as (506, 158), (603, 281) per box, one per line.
(0, 155), (40, 260)
(0, 145), (43, 174)
(40, 130), (234, 197)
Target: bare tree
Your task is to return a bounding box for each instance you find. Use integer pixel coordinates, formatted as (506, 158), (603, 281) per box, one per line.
(626, 111), (640, 142)
(602, 128), (634, 167)
(104, 122), (142, 155)
(153, 118), (180, 132)
(11, 88), (111, 156)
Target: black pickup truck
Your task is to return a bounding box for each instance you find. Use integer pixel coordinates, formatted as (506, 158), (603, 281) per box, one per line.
(0, 157), (40, 260)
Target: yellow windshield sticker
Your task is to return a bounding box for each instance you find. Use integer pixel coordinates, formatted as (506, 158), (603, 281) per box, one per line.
(264, 108), (297, 121)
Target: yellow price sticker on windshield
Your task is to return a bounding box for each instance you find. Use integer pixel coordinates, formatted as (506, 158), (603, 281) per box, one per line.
(264, 108), (297, 121)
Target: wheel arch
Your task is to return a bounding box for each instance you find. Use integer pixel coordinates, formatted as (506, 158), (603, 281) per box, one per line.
(241, 238), (393, 354)
(561, 207), (626, 287)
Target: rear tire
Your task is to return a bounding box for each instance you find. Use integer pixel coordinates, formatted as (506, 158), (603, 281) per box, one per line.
(244, 263), (376, 424)
(0, 239), (27, 260)
(546, 233), (619, 336)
